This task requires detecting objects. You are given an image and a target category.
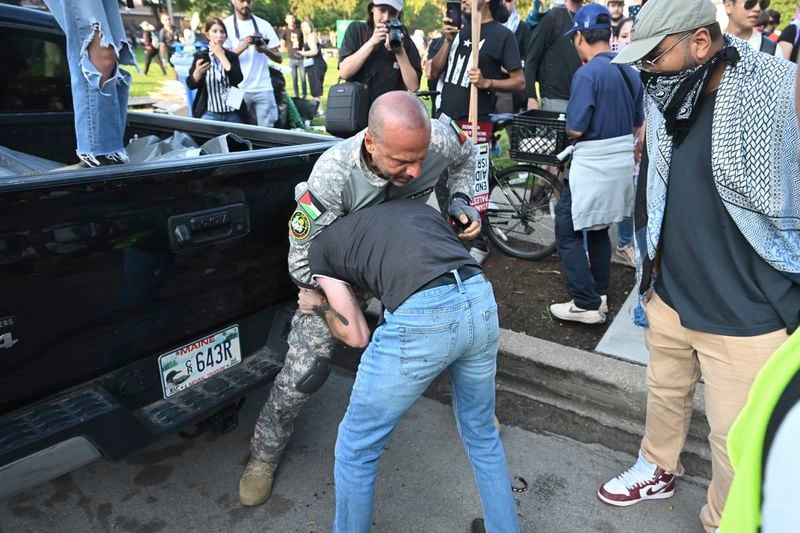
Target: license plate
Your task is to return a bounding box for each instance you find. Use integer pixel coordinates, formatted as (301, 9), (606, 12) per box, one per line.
(157, 326), (242, 398)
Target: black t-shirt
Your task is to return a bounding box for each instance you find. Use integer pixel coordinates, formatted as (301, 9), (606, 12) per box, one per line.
(427, 36), (445, 90)
(778, 23), (799, 62)
(655, 92), (800, 335)
(339, 21), (423, 105)
(439, 20), (522, 121)
(281, 26), (304, 59)
(308, 200), (480, 312)
(524, 6), (581, 101)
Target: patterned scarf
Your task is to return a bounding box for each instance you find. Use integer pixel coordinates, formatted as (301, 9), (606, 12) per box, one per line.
(644, 35), (800, 278)
(640, 44), (739, 145)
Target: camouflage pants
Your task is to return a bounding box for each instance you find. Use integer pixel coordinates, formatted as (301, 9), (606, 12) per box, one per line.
(250, 309), (335, 464)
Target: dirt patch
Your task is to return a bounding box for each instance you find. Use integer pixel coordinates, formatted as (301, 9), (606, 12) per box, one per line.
(332, 243), (637, 375)
(482, 243), (637, 352)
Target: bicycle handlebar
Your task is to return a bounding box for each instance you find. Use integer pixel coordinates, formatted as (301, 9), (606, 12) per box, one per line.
(415, 90), (440, 99)
(555, 145), (574, 162)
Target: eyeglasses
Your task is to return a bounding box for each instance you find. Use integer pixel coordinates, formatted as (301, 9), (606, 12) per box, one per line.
(743, 0), (770, 9)
(634, 31), (693, 72)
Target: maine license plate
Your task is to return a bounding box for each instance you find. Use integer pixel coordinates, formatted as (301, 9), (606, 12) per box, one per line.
(157, 326), (242, 398)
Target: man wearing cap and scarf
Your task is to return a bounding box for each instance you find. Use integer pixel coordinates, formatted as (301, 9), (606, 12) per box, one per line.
(339, 0), (422, 107)
(595, 0), (800, 531)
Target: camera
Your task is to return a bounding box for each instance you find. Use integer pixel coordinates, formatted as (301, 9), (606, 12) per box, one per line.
(385, 19), (404, 50)
(251, 33), (266, 47)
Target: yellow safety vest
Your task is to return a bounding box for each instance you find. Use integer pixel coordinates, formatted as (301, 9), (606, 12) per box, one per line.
(719, 330), (800, 533)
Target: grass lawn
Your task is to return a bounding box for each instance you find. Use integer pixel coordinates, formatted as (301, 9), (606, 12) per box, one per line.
(128, 48), (174, 98)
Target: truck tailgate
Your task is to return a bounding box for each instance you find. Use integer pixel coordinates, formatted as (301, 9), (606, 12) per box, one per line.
(0, 143), (329, 415)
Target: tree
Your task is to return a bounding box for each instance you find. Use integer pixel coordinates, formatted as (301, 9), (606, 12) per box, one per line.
(290, 0), (361, 31)
(168, 0), (231, 20)
(771, 0), (798, 29)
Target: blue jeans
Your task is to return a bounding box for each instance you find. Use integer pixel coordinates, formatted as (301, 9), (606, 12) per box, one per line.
(555, 180), (611, 310)
(289, 58), (306, 99)
(617, 217), (634, 247)
(201, 111), (242, 123)
(243, 90), (278, 127)
(43, 0), (136, 164)
(334, 274), (519, 533)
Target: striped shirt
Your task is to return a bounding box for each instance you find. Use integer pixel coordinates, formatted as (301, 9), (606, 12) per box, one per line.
(205, 55), (235, 114)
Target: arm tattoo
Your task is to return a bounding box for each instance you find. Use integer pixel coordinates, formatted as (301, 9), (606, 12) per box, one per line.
(312, 302), (350, 326)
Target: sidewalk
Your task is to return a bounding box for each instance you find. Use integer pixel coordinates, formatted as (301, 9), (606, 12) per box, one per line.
(0, 369), (707, 532)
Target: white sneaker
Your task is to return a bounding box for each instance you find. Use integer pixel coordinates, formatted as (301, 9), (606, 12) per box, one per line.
(600, 294), (608, 314)
(550, 301), (606, 324)
(613, 243), (636, 268)
(597, 450), (676, 507)
(470, 247), (489, 265)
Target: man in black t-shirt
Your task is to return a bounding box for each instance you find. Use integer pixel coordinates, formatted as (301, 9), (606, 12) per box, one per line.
(430, 0), (525, 264)
(524, 0), (583, 112)
(778, 8), (800, 63)
(297, 200), (519, 533)
(339, 0), (422, 106)
(430, 0), (524, 121)
(281, 13), (306, 98)
(600, 1), (800, 530)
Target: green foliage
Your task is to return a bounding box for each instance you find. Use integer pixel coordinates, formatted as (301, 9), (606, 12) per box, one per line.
(290, 0), (360, 31)
(771, 0), (799, 30)
(169, 0), (231, 20)
(404, 2), (442, 35)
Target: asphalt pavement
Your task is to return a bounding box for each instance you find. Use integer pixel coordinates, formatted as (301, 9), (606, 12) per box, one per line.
(0, 368), (707, 533)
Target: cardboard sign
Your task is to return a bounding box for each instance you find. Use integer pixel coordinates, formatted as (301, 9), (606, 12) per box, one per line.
(457, 121), (492, 214)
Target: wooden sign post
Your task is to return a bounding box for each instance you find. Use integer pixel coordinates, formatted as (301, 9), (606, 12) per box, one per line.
(469, 0), (480, 143)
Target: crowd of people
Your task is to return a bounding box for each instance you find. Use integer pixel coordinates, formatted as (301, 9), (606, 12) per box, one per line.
(41, 0), (800, 531)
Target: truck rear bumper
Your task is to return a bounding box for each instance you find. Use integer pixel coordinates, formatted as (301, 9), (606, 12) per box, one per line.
(0, 346), (282, 499)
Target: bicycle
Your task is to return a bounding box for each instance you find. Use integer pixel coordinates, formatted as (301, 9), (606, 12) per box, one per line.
(413, 92), (570, 261)
(483, 110), (572, 261)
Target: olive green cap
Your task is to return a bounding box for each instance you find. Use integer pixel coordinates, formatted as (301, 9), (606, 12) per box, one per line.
(611, 0), (718, 64)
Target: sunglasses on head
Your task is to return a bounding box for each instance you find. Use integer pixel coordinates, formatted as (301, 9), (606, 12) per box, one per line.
(743, 0), (770, 9)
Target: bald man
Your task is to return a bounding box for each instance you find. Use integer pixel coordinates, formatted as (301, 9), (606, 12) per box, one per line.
(239, 91), (479, 506)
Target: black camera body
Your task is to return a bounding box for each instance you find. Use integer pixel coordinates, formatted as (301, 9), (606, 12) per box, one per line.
(251, 33), (266, 47)
(385, 19), (404, 50)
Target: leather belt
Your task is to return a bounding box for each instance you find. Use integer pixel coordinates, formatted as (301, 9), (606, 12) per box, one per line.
(417, 264), (484, 293)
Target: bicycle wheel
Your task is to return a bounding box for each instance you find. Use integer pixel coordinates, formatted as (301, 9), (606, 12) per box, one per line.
(485, 164), (561, 261)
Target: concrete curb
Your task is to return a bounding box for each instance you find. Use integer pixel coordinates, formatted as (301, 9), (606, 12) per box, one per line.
(495, 328), (712, 480)
(363, 301), (712, 478)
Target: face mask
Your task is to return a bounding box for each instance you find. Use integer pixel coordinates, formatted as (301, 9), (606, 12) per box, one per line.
(640, 41), (739, 144)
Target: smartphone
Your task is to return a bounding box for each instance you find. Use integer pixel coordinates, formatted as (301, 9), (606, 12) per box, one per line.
(446, 0), (462, 28)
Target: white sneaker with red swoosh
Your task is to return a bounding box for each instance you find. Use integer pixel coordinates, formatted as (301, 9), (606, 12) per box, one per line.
(598, 450), (676, 507)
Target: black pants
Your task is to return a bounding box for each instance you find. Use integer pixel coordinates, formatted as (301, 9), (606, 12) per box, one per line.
(555, 180), (610, 310)
(143, 47), (166, 75)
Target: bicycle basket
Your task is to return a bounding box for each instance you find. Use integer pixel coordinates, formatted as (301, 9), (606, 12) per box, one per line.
(509, 109), (568, 166)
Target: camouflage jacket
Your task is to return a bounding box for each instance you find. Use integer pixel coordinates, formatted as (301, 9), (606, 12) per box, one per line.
(287, 114), (477, 286)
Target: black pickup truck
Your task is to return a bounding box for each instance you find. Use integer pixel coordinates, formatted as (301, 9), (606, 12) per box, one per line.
(0, 4), (336, 498)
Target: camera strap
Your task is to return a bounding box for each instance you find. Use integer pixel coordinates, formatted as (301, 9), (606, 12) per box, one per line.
(232, 14), (259, 41)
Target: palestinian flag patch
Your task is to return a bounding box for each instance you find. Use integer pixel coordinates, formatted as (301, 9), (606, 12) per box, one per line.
(450, 119), (468, 144)
(298, 190), (326, 221)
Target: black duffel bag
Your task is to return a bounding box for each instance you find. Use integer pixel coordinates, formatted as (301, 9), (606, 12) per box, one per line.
(325, 81), (369, 138)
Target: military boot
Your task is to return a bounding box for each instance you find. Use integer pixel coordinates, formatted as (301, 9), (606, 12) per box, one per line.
(239, 458), (278, 506)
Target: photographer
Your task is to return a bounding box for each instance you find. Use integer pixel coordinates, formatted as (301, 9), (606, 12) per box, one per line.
(186, 18), (246, 123)
(338, 0), (422, 107)
(223, 0), (282, 126)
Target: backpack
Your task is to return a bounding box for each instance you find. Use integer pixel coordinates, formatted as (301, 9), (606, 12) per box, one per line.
(760, 35), (777, 55)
